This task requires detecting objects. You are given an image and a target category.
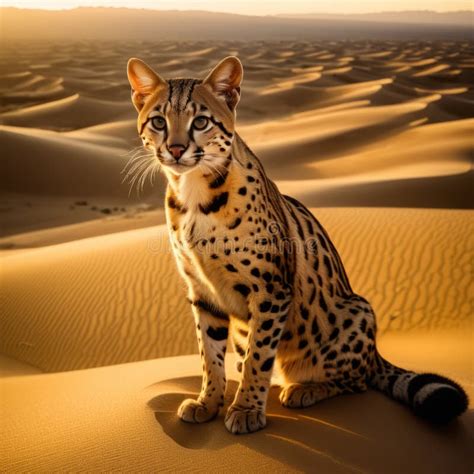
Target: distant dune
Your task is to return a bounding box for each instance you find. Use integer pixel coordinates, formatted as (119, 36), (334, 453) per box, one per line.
(1, 7), (471, 41)
(278, 10), (473, 25)
(1, 39), (472, 237)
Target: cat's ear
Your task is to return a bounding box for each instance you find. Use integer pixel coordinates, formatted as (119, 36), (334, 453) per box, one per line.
(127, 58), (166, 112)
(203, 56), (243, 110)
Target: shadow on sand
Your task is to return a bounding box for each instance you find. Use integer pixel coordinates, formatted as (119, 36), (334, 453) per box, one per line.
(148, 376), (473, 473)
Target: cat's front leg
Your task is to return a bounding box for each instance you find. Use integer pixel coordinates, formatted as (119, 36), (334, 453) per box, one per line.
(178, 298), (229, 424)
(225, 296), (290, 434)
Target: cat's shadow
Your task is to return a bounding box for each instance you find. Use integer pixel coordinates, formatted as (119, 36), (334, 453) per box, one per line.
(147, 376), (472, 473)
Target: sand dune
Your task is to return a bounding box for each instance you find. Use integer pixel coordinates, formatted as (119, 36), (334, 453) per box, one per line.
(1, 125), (140, 198)
(2, 208), (471, 372)
(1, 40), (472, 238)
(1, 93), (131, 130)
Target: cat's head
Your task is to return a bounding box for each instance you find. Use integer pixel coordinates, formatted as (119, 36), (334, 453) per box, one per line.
(127, 56), (243, 177)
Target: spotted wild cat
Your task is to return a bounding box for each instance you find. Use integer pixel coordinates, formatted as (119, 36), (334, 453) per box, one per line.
(126, 56), (468, 434)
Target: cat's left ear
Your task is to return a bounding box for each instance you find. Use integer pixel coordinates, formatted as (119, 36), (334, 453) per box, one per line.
(203, 56), (243, 110)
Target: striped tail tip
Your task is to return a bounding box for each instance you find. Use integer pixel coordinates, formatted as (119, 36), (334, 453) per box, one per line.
(392, 372), (469, 424)
(409, 374), (468, 423)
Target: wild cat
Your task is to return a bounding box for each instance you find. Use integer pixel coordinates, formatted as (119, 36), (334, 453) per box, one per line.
(126, 56), (468, 434)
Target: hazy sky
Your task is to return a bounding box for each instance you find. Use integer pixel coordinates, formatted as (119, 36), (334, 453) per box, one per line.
(2, 0), (472, 14)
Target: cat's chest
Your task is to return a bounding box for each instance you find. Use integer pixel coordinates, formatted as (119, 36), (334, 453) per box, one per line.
(174, 210), (247, 258)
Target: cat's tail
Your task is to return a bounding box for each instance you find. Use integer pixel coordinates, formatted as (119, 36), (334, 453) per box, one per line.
(368, 352), (468, 423)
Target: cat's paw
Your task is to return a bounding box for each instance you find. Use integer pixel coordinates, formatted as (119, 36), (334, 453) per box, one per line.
(177, 398), (218, 423)
(279, 383), (326, 408)
(224, 405), (266, 434)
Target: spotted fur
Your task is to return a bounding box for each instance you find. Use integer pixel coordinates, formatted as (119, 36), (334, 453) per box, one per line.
(127, 56), (468, 434)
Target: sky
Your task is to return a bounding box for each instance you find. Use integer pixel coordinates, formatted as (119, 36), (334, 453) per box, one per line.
(2, 0), (472, 15)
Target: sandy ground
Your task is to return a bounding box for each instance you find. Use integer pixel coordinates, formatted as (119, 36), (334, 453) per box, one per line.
(1, 353), (473, 473)
(1, 39), (473, 471)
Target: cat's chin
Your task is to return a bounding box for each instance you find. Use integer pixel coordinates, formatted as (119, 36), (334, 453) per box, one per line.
(163, 162), (200, 176)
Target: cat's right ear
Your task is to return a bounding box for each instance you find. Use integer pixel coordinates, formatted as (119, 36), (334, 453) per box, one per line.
(127, 58), (166, 112)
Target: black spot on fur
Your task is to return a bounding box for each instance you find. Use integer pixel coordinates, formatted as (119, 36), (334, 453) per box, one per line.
(261, 357), (275, 372)
(353, 340), (364, 353)
(300, 305), (309, 320)
(206, 326), (228, 341)
(343, 319), (353, 329)
(234, 284), (251, 297)
(326, 350), (337, 360)
(167, 195), (185, 212)
(260, 302), (272, 313)
(228, 217), (242, 230)
(323, 255), (333, 277)
(298, 339), (308, 350)
(319, 293), (328, 312)
(209, 170), (228, 189)
(317, 233), (328, 251)
(261, 318), (273, 330)
(235, 342), (245, 357)
(225, 264), (238, 273)
(238, 186), (247, 196)
(191, 299), (228, 321)
(199, 192), (228, 215)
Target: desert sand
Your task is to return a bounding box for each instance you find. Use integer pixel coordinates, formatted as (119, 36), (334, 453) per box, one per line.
(2, 353), (473, 473)
(1, 36), (473, 471)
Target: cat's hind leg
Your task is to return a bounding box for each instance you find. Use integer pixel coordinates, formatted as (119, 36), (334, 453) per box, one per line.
(279, 378), (367, 408)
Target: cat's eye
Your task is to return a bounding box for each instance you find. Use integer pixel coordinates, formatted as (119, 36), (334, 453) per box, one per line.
(193, 116), (209, 130)
(151, 116), (166, 130)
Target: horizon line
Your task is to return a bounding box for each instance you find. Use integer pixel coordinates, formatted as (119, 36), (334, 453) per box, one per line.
(1, 6), (473, 15)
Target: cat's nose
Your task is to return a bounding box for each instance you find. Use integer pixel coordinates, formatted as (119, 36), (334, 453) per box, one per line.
(168, 144), (186, 161)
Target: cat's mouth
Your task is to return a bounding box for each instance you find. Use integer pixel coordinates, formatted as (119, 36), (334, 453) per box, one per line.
(160, 159), (201, 175)
(156, 151), (203, 174)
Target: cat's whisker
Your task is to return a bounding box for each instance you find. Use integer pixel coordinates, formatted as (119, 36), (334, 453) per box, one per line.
(125, 158), (156, 196)
(122, 155), (154, 180)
